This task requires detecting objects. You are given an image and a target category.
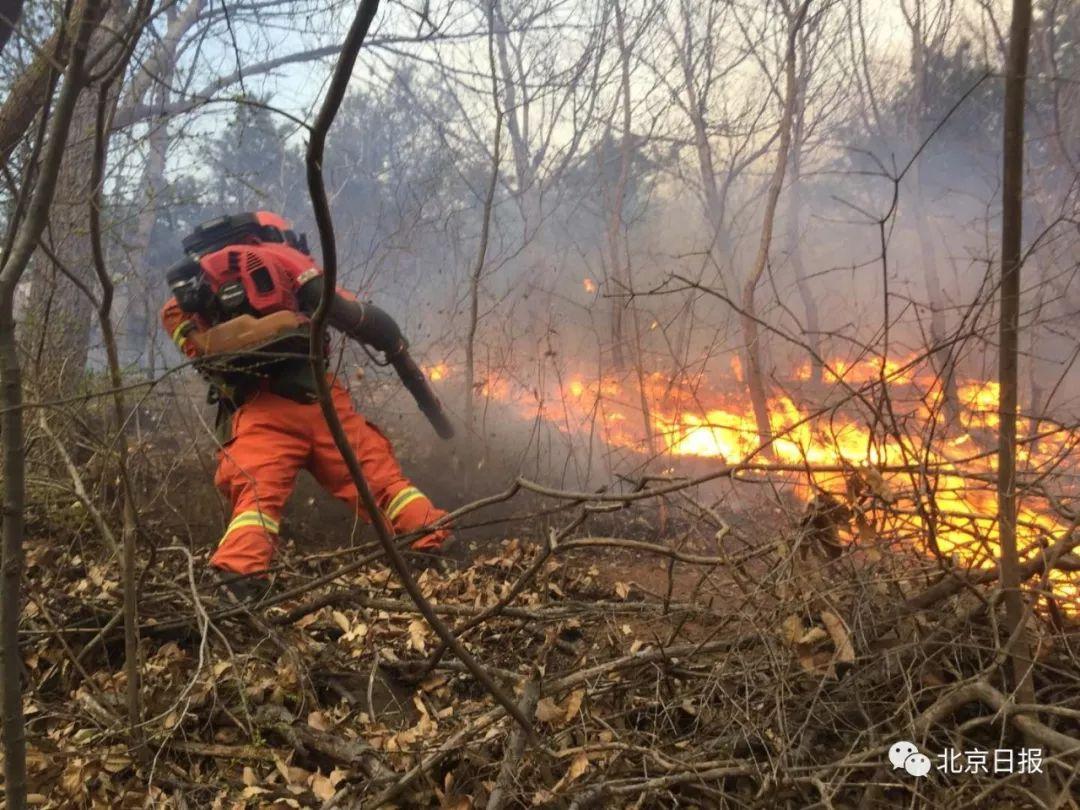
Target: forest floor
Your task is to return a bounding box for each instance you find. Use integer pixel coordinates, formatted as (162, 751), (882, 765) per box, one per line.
(9, 476), (1080, 809)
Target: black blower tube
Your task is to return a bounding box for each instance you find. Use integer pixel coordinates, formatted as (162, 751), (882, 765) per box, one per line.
(300, 277), (455, 438)
(389, 350), (455, 440)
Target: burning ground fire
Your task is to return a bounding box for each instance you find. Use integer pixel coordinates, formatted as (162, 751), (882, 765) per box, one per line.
(425, 354), (1080, 611)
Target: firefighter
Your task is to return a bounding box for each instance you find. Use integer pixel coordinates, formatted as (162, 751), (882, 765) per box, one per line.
(161, 212), (455, 597)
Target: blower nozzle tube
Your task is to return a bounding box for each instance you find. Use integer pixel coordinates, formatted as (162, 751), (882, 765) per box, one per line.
(299, 278), (455, 439)
(389, 350), (455, 440)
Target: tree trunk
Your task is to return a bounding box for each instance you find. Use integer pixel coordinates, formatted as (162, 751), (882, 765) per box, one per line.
(0, 0), (77, 166)
(604, 0), (635, 373)
(119, 0), (193, 369)
(464, 0), (504, 453)
(27, 0), (127, 394)
(911, 161), (960, 422)
(491, 0), (529, 193)
(787, 101), (822, 384)
(907, 18), (960, 424)
(0, 0), (25, 56)
(0, 1), (101, 804)
(123, 119), (169, 366)
(88, 80), (142, 750)
(741, 1), (810, 454)
(997, 0), (1047, 803)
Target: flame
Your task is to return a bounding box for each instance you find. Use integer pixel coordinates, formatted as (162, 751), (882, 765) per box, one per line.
(426, 352), (1079, 611)
(583, 278), (597, 294)
(959, 380), (1000, 430)
(425, 363), (449, 382)
(730, 355), (743, 383)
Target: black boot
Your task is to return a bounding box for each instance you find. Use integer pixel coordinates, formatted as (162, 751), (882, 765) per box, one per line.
(215, 571), (273, 604)
(404, 535), (462, 575)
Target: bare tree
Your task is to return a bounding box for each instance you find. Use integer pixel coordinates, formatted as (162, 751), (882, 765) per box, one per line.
(661, 0), (771, 265)
(900, 0), (961, 423)
(0, 0), (24, 56)
(463, 0), (504, 444)
(786, 12), (840, 385)
(598, 0), (662, 460)
(600, 0), (636, 371)
(29, 0), (131, 396)
(739, 0), (813, 454)
(0, 1), (103, 804)
(996, 0), (1047, 803)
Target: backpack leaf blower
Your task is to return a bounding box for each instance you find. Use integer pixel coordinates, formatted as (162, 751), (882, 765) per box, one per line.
(166, 211), (454, 439)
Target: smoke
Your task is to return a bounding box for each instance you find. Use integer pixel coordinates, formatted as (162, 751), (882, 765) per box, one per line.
(125, 3), (1080, 498)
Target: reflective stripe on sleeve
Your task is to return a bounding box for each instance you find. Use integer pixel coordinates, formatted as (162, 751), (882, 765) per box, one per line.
(171, 320), (193, 349)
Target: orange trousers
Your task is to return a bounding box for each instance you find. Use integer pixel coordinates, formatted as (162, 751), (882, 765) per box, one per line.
(212, 381), (449, 575)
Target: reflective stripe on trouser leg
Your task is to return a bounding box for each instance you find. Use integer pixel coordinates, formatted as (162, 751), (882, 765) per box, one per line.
(211, 510), (282, 576)
(383, 485), (450, 551)
(385, 487), (425, 523)
(219, 510), (280, 545)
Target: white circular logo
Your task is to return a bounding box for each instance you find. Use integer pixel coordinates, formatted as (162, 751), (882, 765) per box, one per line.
(889, 741), (931, 777)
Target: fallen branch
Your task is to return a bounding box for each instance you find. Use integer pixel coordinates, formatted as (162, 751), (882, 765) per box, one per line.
(485, 676), (542, 810)
(906, 524), (1079, 610)
(567, 762), (758, 808)
(915, 678), (1080, 755)
(166, 740), (284, 763)
(253, 704), (392, 779)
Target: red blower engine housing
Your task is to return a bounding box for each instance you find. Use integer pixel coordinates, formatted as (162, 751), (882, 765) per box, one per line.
(197, 242), (308, 318)
(167, 212), (317, 321)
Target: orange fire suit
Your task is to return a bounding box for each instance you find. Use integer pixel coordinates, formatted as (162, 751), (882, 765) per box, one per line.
(162, 298), (450, 577)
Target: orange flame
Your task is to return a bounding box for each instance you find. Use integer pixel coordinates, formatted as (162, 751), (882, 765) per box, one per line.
(425, 363), (449, 382)
(426, 353), (1078, 611)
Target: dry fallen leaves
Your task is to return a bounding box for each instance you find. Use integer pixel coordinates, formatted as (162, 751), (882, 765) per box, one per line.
(782, 611), (855, 677)
(535, 689), (585, 727)
(567, 752), (589, 781)
(408, 619), (428, 653)
(311, 772), (336, 801)
(821, 610), (855, 666)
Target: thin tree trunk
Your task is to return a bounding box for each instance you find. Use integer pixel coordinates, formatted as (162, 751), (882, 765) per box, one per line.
(28, 0), (127, 394)
(611, 3), (656, 462)
(121, 0), (187, 369)
(788, 121), (822, 384)
(490, 0), (528, 193)
(741, 1), (810, 454)
(906, 9), (960, 424)
(911, 161), (960, 422)
(1026, 258), (1046, 456)
(126, 125), (168, 364)
(0, 1), (101, 804)
(464, 0), (504, 449)
(0, 0), (25, 56)
(997, 0), (1046, 804)
(88, 81), (142, 749)
(124, 89), (170, 368)
(605, 0), (634, 373)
